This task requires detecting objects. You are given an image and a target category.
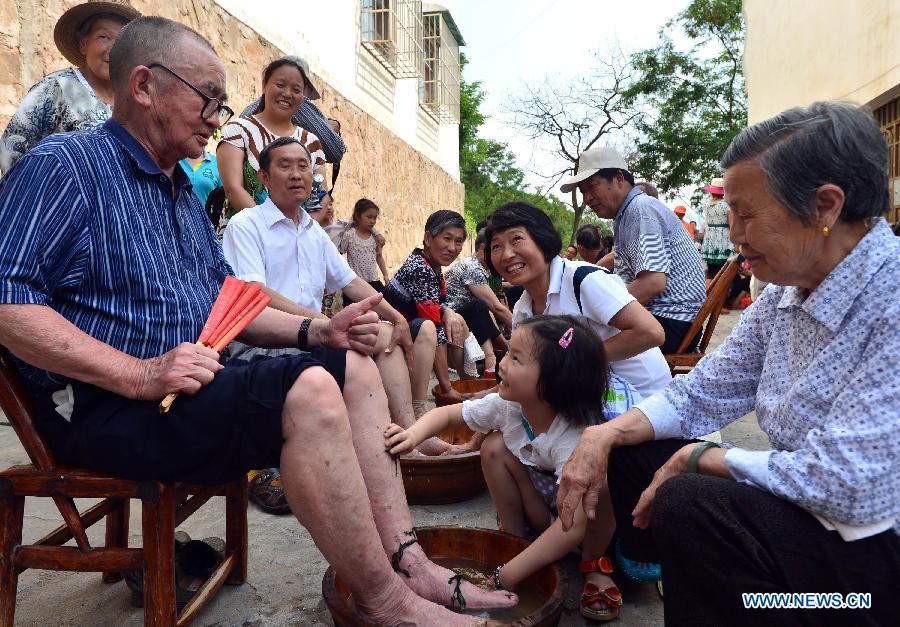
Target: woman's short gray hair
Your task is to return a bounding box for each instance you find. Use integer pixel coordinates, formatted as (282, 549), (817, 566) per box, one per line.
(424, 209), (467, 240)
(720, 101), (890, 224)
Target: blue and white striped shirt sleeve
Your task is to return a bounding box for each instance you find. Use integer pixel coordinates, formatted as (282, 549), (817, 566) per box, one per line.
(0, 152), (88, 305)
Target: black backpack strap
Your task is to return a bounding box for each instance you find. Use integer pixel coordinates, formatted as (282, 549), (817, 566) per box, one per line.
(571, 264), (611, 314)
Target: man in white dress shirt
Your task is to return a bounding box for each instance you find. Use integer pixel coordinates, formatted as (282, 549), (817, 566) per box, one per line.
(223, 137), (448, 510)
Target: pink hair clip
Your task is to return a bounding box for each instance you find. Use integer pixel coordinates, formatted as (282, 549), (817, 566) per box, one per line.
(558, 327), (574, 349)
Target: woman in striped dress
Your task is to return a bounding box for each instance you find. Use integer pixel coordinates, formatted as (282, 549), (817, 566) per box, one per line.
(217, 56), (327, 220)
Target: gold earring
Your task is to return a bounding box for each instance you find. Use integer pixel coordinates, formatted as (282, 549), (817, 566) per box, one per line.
(822, 226), (830, 237)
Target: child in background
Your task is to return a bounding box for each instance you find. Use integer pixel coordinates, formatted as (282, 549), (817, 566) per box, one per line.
(179, 146), (222, 209)
(385, 315), (638, 622)
(308, 190), (334, 229)
(341, 198), (389, 304)
(306, 191), (341, 315)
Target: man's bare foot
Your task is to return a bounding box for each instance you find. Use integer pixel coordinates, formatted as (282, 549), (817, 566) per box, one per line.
(440, 443), (478, 456)
(357, 581), (485, 626)
(396, 543), (518, 610)
(416, 436), (452, 456)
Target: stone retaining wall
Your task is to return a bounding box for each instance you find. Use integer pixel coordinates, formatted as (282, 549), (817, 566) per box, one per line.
(0, 0), (464, 271)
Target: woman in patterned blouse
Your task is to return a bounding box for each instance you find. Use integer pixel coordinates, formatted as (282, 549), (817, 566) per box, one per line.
(559, 102), (900, 627)
(0, 0), (139, 174)
(383, 210), (471, 405)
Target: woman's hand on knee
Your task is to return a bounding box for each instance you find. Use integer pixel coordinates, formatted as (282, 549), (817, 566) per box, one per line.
(381, 316), (414, 370)
(632, 444), (693, 529)
(557, 425), (613, 532)
(442, 309), (468, 346)
(372, 321), (394, 355)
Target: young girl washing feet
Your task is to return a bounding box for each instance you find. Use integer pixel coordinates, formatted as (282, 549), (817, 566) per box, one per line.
(385, 315), (638, 622)
(340, 198), (390, 304)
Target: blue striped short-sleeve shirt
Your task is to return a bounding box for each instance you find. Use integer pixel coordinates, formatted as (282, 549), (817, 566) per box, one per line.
(0, 119), (232, 390)
(613, 188), (707, 322)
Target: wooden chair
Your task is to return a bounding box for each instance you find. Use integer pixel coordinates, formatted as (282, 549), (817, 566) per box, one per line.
(664, 257), (740, 376)
(0, 348), (248, 626)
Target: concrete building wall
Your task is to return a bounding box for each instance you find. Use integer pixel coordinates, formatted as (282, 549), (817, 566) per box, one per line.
(214, 0), (462, 180)
(743, 0), (900, 123)
(743, 0), (900, 222)
(0, 0), (464, 271)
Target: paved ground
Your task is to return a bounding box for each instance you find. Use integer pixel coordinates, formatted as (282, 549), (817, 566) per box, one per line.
(1, 312), (768, 626)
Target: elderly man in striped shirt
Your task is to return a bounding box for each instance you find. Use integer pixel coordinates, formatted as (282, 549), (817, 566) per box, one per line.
(0, 16), (513, 624)
(561, 147), (707, 354)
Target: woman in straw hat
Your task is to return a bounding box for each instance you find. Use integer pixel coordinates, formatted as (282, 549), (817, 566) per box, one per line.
(699, 176), (735, 278)
(0, 0), (140, 173)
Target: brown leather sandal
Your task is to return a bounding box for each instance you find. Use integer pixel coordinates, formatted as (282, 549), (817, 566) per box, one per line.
(249, 468), (292, 515)
(580, 556), (623, 622)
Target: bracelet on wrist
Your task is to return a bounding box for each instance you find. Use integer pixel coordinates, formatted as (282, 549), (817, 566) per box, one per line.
(297, 317), (312, 351)
(493, 563), (506, 590)
(687, 441), (720, 474)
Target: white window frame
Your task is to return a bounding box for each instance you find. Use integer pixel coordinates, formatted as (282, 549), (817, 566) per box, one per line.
(360, 0), (423, 79)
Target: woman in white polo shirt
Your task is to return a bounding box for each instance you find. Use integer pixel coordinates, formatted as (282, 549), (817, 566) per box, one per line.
(484, 202), (671, 398)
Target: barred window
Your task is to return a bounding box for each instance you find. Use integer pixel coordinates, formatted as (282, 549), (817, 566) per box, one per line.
(874, 96), (900, 223)
(360, 0), (423, 79)
(419, 11), (461, 123)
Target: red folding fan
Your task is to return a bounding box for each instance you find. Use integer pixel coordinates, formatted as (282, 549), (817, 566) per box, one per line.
(159, 276), (270, 413)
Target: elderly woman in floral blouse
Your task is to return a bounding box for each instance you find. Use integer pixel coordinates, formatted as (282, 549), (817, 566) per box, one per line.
(0, 0), (139, 174)
(558, 101), (900, 627)
(383, 210), (471, 407)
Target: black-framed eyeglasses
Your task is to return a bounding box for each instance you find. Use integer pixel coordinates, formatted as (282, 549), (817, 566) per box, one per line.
(147, 63), (234, 126)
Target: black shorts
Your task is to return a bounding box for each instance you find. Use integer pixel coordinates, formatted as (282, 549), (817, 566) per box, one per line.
(653, 314), (700, 354)
(454, 299), (502, 345)
(504, 285), (525, 310)
(29, 348), (347, 485)
(408, 317), (434, 342)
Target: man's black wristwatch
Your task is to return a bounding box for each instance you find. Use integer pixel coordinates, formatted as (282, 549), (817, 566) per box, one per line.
(297, 317), (312, 351)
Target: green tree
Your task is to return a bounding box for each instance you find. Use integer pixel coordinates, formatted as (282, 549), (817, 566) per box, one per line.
(459, 54), (575, 245)
(624, 0), (746, 200)
(459, 53), (485, 158)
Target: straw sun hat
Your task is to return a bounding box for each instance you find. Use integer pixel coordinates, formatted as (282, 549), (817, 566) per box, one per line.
(703, 177), (725, 195)
(54, 0), (140, 66)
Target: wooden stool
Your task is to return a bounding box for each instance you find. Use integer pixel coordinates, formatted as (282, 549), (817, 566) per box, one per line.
(665, 256), (740, 375)
(0, 348), (248, 626)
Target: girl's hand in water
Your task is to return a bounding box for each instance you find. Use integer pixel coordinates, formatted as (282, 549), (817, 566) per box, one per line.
(384, 423), (417, 455)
